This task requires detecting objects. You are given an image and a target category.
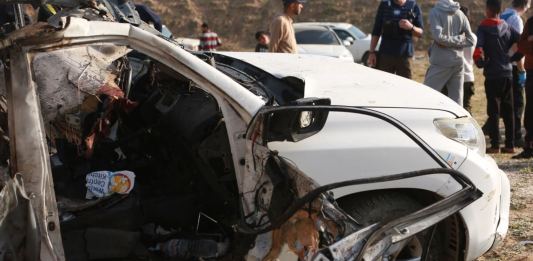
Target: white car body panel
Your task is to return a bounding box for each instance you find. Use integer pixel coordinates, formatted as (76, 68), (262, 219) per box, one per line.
(217, 52), (509, 260)
(298, 44), (354, 61)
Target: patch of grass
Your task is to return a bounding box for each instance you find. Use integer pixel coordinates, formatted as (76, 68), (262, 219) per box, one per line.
(518, 166), (533, 174)
(510, 197), (527, 211)
(509, 217), (533, 239)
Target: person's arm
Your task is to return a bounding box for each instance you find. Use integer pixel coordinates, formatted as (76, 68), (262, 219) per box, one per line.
(269, 18), (283, 52)
(216, 34), (222, 48)
(463, 16), (476, 48)
(198, 34), (206, 50)
(429, 10), (468, 48)
(368, 3), (384, 67)
(473, 27), (486, 68)
(399, 4), (423, 38)
(399, 20), (423, 37)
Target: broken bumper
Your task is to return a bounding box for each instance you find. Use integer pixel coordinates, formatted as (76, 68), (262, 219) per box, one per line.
(457, 153), (510, 260)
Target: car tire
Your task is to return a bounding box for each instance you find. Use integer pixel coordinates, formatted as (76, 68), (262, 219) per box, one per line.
(338, 191), (463, 261)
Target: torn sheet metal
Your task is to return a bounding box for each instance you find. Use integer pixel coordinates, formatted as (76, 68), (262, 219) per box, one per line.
(0, 174), (39, 261)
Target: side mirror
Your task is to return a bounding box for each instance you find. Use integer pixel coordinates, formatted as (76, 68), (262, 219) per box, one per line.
(264, 98), (331, 142)
(346, 36), (355, 43)
(343, 40), (352, 46)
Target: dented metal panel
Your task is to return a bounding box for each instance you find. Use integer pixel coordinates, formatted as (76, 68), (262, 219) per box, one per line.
(7, 47), (65, 260)
(0, 174), (39, 260)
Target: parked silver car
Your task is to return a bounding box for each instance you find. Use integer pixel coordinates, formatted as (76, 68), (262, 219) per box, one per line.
(296, 22), (380, 64)
(293, 24), (354, 62)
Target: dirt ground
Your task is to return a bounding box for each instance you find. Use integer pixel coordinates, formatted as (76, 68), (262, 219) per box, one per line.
(411, 56), (533, 260)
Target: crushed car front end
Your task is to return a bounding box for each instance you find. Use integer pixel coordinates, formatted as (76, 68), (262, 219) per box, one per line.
(210, 52), (512, 260)
(0, 15), (485, 261)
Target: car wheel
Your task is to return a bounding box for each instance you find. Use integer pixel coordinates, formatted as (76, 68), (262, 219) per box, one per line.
(338, 191), (463, 261)
(361, 52), (370, 66)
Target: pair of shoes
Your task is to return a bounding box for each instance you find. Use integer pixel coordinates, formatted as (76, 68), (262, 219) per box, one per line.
(512, 149), (533, 159)
(486, 147), (500, 154)
(501, 147), (516, 154)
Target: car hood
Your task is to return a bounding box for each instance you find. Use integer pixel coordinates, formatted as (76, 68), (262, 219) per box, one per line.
(218, 52), (468, 117)
(298, 44), (351, 58)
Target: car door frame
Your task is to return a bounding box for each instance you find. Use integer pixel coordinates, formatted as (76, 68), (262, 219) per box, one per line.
(1, 17), (265, 261)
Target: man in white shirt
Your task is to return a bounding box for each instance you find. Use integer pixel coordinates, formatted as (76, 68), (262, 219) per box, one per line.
(501, 0), (530, 146)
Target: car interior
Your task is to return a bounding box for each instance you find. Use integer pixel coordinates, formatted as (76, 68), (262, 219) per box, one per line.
(28, 44), (253, 260)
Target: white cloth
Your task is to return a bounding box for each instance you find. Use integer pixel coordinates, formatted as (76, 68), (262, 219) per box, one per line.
(463, 34), (477, 83)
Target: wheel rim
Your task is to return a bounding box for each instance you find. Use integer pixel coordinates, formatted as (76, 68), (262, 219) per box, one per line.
(394, 236), (423, 261)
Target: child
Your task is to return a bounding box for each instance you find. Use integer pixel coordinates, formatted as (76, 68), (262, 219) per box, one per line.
(474, 0), (522, 153)
(255, 31), (271, 53)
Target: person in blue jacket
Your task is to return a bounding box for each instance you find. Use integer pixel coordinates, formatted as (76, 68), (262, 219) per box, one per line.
(367, 0), (424, 79)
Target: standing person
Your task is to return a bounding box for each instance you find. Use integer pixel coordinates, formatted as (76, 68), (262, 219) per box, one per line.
(269, 0), (305, 53)
(255, 31), (271, 52)
(367, 0), (424, 79)
(198, 23), (222, 51)
(424, 0), (476, 106)
(515, 13), (533, 158)
(501, 0), (530, 147)
(475, 0), (521, 154)
(461, 6), (477, 113)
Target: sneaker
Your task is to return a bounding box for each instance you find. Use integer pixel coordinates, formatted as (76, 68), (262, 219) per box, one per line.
(512, 149), (533, 159)
(501, 147), (516, 154)
(486, 147), (500, 154)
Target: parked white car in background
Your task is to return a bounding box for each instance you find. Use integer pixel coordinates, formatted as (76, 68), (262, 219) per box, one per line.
(293, 24), (354, 62)
(174, 37), (200, 51)
(296, 22), (379, 64)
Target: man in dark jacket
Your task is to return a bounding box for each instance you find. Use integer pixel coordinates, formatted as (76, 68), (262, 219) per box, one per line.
(474, 0), (521, 153)
(367, 0), (424, 79)
(515, 13), (533, 158)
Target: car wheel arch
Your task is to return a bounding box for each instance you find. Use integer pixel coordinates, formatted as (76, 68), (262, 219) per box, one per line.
(336, 188), (468, 260)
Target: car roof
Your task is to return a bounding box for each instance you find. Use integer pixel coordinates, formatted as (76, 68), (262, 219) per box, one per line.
(295, 22), (353, 30)
(293, 24), (332, 31)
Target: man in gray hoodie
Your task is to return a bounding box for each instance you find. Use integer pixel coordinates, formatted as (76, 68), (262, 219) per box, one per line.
(424, 0), (476, 106)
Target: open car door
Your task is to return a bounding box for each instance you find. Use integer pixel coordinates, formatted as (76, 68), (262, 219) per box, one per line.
(239, 99), (483, 260)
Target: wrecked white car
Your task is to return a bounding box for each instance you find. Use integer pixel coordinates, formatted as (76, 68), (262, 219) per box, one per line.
(0, 2), (488, 261)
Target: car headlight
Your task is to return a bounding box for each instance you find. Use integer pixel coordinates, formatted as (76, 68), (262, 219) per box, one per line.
(434, 117), (486, 156)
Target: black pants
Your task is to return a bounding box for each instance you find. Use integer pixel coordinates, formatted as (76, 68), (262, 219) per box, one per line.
(505, 66), (525, 143)
(463, 81), (475, 113)
(485, 77), (514, 148)
(524, 71), (533, 148)
(377, 53), (412, 79)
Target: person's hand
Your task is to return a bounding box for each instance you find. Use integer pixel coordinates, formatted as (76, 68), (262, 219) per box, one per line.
(518, 71), (527, 86)
(399, 19), (414, 31)
(367, 52), (377, 67)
